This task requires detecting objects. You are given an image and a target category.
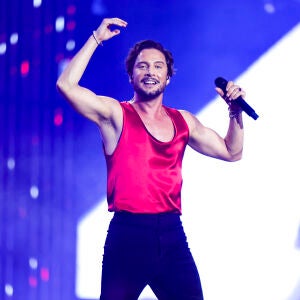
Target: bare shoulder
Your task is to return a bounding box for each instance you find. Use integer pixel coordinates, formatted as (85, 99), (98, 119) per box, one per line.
(178, 109), (193, 121)
(178, 109), (202, 132)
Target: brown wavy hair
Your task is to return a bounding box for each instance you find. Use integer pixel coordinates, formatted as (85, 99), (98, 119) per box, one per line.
(125, 40), (175, 78)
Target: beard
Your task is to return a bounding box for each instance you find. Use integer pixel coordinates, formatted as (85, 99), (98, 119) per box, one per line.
(133, 81), (167, 101)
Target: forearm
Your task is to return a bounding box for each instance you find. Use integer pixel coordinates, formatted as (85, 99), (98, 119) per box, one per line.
(56, 35), (99, 91)
(57, 18), (127, 94)
(224, 113), (244, 160)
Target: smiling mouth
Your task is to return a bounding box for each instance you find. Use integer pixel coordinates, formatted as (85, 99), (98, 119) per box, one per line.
(141, 78), (159, 85)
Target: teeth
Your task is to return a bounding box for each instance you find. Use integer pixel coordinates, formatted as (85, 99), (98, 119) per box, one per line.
(143, 79), (157, 84)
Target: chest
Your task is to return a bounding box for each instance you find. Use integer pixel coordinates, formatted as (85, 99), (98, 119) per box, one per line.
(137, 113), (175, 143)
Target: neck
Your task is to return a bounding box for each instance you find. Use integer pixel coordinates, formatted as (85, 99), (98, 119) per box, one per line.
(131, 93), (164, 116)
(132, 91), (163, 103)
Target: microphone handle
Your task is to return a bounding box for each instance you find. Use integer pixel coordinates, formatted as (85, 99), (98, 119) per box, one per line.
(215, 77), (259, 120)
(235, 97), (259, 120)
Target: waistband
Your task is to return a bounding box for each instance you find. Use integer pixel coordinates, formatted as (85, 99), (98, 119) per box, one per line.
(112, 211), (182, 228)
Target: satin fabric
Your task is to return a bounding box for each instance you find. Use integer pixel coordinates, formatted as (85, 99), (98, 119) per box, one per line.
(105, 102), (189, 214)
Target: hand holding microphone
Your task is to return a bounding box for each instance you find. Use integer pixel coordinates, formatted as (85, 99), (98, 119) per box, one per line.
(215, 77), (259, 120)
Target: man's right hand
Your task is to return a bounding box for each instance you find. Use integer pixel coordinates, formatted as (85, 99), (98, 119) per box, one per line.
(93, 18), (128, 43)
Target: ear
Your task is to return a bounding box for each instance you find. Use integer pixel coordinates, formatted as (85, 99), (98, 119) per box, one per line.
(129, 75), (133, 84)
(166, 76), (170, 85)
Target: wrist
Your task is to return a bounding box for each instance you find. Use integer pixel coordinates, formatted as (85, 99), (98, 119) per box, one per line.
(228, 107), (242, 119)
(92, 31), (103, 46)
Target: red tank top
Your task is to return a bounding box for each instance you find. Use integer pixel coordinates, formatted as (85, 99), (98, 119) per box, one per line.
(105, 102), (189, 214)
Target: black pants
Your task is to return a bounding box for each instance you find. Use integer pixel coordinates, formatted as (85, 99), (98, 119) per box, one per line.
(100, 211), (204, 300)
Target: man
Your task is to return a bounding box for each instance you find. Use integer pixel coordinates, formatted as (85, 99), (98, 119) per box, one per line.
(57, 17), (245, 300)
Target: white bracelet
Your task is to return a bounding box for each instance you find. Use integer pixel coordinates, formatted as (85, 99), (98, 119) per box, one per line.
(92, 31), (103, 46)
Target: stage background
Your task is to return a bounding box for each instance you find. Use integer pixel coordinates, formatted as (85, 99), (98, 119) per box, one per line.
(1, 1), (300, 299)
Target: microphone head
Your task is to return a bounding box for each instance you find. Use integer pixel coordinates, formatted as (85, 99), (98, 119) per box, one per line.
(214, 77), (228, 92)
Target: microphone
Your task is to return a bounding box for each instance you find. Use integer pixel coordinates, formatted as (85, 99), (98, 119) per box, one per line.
(215, 77), (259, 120)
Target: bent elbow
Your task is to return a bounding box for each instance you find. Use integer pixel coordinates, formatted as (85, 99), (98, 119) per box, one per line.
(56, 79), (62, 90)
(56, 78), (68, 94)
(229, 149), (243, 162)
(56, 78), (75, 99)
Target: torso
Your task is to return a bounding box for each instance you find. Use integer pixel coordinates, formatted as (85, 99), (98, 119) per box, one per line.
(105, 101), (190, 214)
(131, 103), (175, 142)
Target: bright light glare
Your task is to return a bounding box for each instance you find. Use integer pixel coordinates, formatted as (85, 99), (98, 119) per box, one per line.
(10, 33), (18, 45)
(33, 0), (42, 8)
(76, 23), (300, 300)
(7, 158), (15, 170)
(0, 43), (7, 55)
(55, 17), (65, 32)
(29, 257), (38, 269)
(5, 284), (13, 296)
(30, 186), (39, 199)
(66, 40), (75, 51)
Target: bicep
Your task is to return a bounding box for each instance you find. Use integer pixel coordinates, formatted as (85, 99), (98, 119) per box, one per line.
(189, 125), (226, 158)
(181, 110), (230, 160)
(58, 84), (119, 124)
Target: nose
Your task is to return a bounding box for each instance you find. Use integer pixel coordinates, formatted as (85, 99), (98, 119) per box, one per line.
(145, 65), (156, 76)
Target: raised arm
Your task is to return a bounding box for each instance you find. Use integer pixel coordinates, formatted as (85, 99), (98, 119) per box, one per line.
(56, 18), (127, 154)
(56, 18), (127, 122)
(181, 81), (245, 162)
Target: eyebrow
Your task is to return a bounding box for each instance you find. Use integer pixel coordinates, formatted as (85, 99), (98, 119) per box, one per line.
(135, 60), (166, 65)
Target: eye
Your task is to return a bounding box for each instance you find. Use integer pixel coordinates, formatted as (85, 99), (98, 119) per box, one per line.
(155, 64), (163, 69)
(137, 63), (147, 69)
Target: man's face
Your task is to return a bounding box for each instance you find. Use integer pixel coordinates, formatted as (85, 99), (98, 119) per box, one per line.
(131, 48), (169, 100)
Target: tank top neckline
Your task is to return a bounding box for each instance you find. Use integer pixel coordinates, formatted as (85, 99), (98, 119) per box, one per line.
(126, 102), (176, 144)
